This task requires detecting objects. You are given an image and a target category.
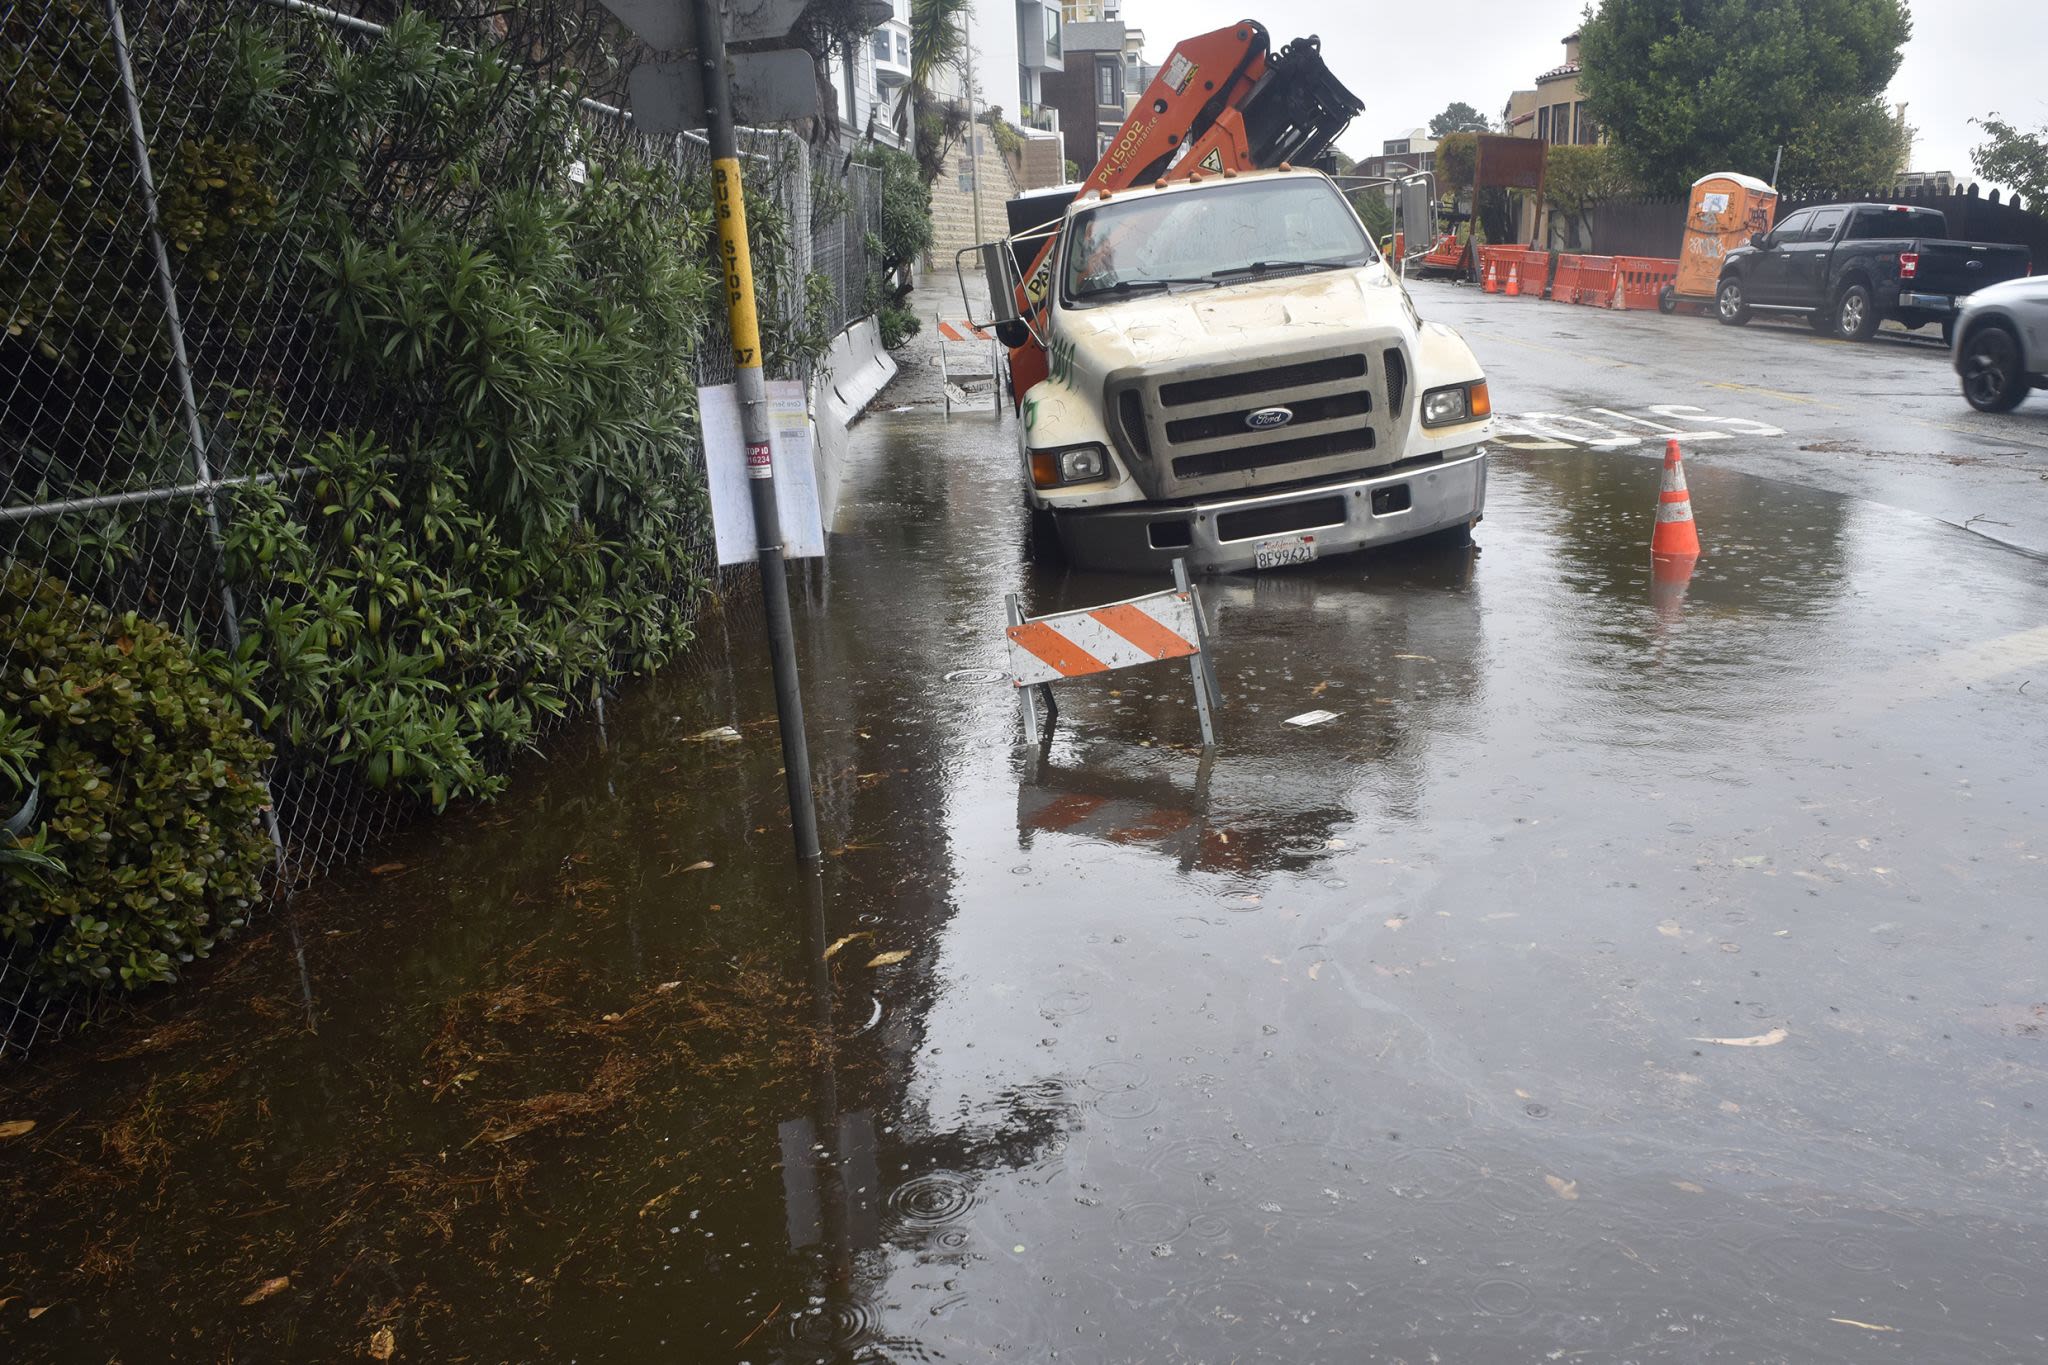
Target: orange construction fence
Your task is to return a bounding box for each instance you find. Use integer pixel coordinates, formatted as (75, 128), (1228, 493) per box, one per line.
(1478, 245), (1552, 297)
(1613, 256), (1680, 311)
(1552, 253), (1616, 306)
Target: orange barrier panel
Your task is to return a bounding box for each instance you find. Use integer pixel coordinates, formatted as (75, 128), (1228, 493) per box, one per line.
(1552, 253), (1617, 306)
(1478, 246), (1553, 298)
(1613, 255), (1680, 311)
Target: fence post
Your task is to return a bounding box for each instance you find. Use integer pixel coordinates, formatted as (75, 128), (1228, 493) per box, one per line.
(103, 0), (288, 869)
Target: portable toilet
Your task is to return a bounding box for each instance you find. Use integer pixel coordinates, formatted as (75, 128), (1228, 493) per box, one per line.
(1670, 172), (1778, 310)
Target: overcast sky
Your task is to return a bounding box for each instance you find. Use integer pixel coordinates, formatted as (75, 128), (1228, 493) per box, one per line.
(1129, 0), (2048, 196)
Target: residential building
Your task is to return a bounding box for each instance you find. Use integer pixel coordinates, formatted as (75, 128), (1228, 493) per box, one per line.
(1061, 0), (1120, 22)
(1121, 27), (1156, 117)
(1898, 169), (1958, 194)
(1502, 30), (1598, 148)
(1043, 20), (1127, 169)
(1501, 30), (1602, 243)
(827, 0), (912, 148)
(1358, 128), (1438, 181)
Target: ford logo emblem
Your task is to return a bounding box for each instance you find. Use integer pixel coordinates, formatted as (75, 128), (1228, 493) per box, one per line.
(1245, 406), (1294, 431)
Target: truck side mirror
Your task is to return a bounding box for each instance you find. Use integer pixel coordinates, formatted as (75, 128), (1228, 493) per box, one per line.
(1750, 231), (1768, 249)
(959, 241), (1023, 329)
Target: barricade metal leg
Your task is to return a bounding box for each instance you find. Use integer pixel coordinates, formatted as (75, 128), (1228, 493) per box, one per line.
(938, 312), (951, 419)
(1172, 558), (1219, 748)
(1005, 592), (1037, 746)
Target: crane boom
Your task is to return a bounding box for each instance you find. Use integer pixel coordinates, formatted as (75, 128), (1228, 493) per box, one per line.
(1004, 21), (1363, 402)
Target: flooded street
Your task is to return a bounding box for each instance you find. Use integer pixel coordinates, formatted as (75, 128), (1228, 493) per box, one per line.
(6, 391), (2048, 1361)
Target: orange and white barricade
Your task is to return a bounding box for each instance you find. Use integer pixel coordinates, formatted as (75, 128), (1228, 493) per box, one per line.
(1005, 559), (1220, 747)
(937, 315), (1004, 417)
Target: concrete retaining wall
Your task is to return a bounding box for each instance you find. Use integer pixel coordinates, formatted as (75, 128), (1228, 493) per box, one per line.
(808, 315), (898, 528)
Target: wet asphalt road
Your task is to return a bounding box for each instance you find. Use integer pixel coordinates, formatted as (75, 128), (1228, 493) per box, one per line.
(5, 297), (2048, 1364)
(1408, 277), (2048, 557)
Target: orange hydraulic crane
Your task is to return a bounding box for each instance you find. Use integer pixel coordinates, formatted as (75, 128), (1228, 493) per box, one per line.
(1000, 21), (1364, 403)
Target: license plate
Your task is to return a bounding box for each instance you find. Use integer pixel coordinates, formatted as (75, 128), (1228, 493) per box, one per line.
(1253, 535), (1318, 569)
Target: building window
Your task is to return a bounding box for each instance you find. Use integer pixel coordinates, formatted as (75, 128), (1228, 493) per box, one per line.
(1097, 59), (1117, 108)
(1045, 9), (1061, 59)
(897, 30), (909, 64)
(871, 30), (890, 62)
(1575, 101), (1595, 144)
(1536, 106), (1550, 142)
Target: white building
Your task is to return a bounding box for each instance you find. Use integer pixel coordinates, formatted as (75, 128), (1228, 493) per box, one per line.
(827, 0), (913, 148)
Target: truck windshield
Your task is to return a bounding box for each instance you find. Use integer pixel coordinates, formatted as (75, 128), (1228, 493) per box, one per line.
(1063, 176), (1373, 304)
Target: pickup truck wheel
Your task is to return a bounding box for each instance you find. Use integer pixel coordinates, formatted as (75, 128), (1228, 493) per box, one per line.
(1658, 285), (1678, 315)
(1835, 284), (1879, 342)
(1715, 279), (1750, 326)
(1960, 324), (2028, 413)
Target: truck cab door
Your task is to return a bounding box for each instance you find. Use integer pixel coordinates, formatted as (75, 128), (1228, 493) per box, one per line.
(1746, 210), (1812, 304)
(1789, 207), (1846, 307)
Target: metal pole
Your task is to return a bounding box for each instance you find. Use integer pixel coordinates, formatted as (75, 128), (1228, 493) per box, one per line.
(1771, 144), (1783, 189)
(962, 8), (983, 243)
(1005, 593), (1039, 746)
(105, 0), (288, 867)
(695, 0), (823, 863)
(1173, 557), (1219, 748)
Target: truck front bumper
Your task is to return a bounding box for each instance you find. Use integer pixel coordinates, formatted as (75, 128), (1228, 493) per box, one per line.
(1052, 445), (1488, 574)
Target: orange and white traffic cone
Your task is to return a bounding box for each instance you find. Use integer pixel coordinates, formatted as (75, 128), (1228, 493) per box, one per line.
(1505, 263), (1521, 297)
(1609, 273), (1628, 311)
(1484, 261), (1499, 294)
(1651, 437), (1701, 563)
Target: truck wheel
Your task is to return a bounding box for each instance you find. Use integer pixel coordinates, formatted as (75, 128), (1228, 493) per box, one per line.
(1960, 324), (2028, 413)
(1658, 285), (1678, 315)
(1715, 279), (1750, 326)
(1834, 283), (1879, 342)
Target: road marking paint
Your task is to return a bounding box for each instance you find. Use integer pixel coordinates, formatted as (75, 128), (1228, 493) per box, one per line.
(1492, 404), (1786, 452)
(1705, 380), (1845, 412)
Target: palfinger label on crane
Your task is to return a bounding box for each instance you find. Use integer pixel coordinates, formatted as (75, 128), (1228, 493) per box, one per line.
(1006, 590), (1202, 688)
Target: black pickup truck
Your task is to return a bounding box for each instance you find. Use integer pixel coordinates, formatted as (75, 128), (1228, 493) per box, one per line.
(1714, 202), (2032, 342)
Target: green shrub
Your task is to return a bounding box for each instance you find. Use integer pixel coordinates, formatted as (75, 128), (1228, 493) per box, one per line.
(1, 567), (274, 991)
(876, 305), (920, 349)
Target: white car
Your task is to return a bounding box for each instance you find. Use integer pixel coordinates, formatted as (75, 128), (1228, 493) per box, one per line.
(1953, 274), (2048, 412)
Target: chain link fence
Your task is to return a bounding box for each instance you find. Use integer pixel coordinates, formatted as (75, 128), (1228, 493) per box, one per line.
(1, 0), (885, 1059)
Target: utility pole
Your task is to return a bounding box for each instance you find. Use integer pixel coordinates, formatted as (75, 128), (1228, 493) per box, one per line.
(962, 7), (983, 242)
(693, 0), (823, 863)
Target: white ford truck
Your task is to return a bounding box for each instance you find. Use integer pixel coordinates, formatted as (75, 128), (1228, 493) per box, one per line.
(992, 167), (1493, 574)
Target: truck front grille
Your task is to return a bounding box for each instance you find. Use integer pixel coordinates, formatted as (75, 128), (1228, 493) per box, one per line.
(1107, 341), (1400, 500)
(1174, 426), (1375, 480)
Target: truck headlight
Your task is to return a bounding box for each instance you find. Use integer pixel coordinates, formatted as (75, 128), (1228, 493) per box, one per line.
(1030, 443), (1113, 488)
(1421, 380), (1490, 428)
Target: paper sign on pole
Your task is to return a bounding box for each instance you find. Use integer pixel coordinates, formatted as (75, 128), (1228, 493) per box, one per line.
(700, 380), (826, 564)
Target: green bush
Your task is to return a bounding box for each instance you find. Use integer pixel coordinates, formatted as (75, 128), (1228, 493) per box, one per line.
(876, 305), (920, 349)
(208, 12), (827, 812)
(1, 567), (274, 991)
(2, 4), (839, 1003)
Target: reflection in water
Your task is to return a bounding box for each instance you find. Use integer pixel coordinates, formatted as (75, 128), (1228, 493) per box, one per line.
(4, 427), (2048, 1363)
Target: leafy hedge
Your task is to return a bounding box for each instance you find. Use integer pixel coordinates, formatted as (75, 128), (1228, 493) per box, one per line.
(1, 4), (832, 997)
(2, 568), (273, 991)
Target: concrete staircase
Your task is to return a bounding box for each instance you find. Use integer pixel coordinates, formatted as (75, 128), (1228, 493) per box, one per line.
(927, 129), (1021, 266)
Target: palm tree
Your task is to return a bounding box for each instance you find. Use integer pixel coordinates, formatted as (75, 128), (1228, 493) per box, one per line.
(902, 0), (972, 183)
